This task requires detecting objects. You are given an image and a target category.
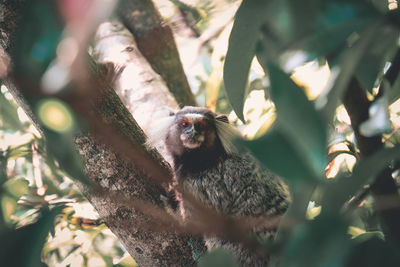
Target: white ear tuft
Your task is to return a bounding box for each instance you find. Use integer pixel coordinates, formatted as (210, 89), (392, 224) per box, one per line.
(146, 115), (175, 148)
(215, 120), (240, 155)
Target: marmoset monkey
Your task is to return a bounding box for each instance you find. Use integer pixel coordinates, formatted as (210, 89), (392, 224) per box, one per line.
(155, 106), (290, 266)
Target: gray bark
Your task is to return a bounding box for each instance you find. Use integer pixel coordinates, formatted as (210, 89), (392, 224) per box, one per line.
(1, 1), (197, 265)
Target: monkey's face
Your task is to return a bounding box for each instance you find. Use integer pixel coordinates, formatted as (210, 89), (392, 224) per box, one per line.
(178, 113), (214, 149)
(166, 108), (219, 156)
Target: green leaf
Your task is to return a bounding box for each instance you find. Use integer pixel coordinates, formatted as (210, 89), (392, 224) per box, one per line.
(243, 126), (318, 182)
(223, 0), (269, 121)
(246, 63), (326, 182)
(8, 143), (33, 161)
(267, 63), (327, 177)
(1, 195), (17, 224)
(352, 231), (385, 242)
(258, 0), (379, 67)
(198, 248), (240, 267)
(44, 129), (89, 186)
(280, 212), (351, 267)
(346, 237), (400, 267)
(318, 22), (382, 120)
(3, 177), (29, 199)
(0, 207), (63, 267)
(293, 0), (378, 59)
(356, 25), (399, 92)
(11, 0), (63, 83)
(322, 145), (400, 210)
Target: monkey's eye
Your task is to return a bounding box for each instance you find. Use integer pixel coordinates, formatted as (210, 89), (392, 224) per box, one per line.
(179, 120), (191, 128)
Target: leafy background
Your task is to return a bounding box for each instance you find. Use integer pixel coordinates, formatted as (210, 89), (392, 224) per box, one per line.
(1, 0), (400, 266)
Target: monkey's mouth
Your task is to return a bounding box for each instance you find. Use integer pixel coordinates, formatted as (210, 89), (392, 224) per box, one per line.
(181, 134), (204, 149)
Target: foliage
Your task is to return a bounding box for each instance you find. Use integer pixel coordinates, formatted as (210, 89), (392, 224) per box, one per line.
(1, 0), (400, 266)
(0, 86), (130, 266)
(220, 0), (400, 266)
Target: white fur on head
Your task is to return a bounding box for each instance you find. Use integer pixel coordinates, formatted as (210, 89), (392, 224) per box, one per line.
(146, 115), (175, 148)
(215, 119), (240, 155)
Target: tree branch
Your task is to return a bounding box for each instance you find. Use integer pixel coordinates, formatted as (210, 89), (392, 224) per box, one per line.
(116, 0), (197, 107)
(343, 77), (400, 245)
(1, 1), (197, 265)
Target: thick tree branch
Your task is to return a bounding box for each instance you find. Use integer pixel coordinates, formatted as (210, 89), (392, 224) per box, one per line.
(116, 0), (197, 107)
(0, 1), (197, 265)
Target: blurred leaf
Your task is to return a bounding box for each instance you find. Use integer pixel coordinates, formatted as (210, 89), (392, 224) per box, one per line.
(356, 25), (398, 92)
(318, 22), (382, 120)
(198, 248), (240, 267)
(114, 253), (138, 267)
(3, 177), (29, 199)
(258, 0), (379, 67)
(245, 63), (326, 182)
(8, 142), (33, 161)
(352, 231), (384, 242)
(389, 73), (400, 103)
(292, 0), (378, 60)
(346, 237), (400, 267)
(11, 0), (63, 83)
(243, 126), (318, 182)
(0, 206), (63, 267)
(281, 212), (350, 267)
(0, 153), (7, 185)
(0, 91), (23, 131)
(266, 63), (327, 178)
(44, 129), (89, 186)
(1, 195), (17, 223)
(306, 205), (322, 220)
(223, 0), (269, 121)
(368, 0), (391, 12)
(322, 145), (400, 210)
(348, 226), (366, 238)
(359, 95), (391, 137)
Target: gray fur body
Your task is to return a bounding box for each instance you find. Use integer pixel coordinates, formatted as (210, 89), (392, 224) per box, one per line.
(163, 107), (291, 266)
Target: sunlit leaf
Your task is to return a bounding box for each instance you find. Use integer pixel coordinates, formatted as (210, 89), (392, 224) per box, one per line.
(352, 231), (385, 242)
(198, 248), (240, 267)
(0, 90), (23, 131)
(1, 195), (17, 223)
(3, 177), (29, 199)
(322, 145), (400, 210)
(348, 226), (366, 238)
(223, 0), (269, 121)
(8, 142), (33, 161)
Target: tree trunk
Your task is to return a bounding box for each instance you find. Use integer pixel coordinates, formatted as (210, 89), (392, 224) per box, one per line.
(1, 1), (197, 265)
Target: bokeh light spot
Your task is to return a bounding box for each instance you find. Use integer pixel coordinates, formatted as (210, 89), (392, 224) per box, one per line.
(37, 99), (74, 133)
